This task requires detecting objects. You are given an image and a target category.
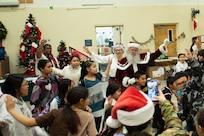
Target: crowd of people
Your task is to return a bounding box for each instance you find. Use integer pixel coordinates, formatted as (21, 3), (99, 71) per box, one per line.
(1, 36), (204, 136)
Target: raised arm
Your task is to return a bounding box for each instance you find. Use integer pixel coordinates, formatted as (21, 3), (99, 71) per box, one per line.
(155, 90), (188, 134)
(5, 95), (37, 127)
(36, 39), (46, 59)
(104, 57), (112, 77)
(83, 46), (111, 63)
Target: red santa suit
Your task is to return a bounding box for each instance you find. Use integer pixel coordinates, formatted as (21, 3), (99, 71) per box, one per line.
(117, 39), (169, 92)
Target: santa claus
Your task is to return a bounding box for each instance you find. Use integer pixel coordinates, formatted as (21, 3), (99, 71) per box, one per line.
(83, 38), (169, 91)
(118, 39), (169, 91)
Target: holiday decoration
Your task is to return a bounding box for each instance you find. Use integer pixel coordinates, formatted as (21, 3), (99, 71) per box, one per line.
(193, 18), (197, 30)
(57, 40), (71, 69)
(69, 46), (90, 61)
(131, 32), (185, 45)
(0, 21), (8, 47)
(191, 9), (199, 30)
(18, 14), (42, 75)
(49, 6), (54, 10)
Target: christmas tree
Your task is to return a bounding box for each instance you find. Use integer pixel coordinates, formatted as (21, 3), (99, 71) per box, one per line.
(19, 14), (41, 75)
(0, 21), (8, 47)
(57, 40), (70, 69)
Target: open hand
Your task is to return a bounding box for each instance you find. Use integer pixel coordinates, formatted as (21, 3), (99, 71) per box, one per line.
(83, 46), (91, 55)
(5, 95), (16, 112)
(153, 89), (166, 103)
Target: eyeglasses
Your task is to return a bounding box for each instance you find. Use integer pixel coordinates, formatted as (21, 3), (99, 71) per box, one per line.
(176, 80), (187, 86)
(114, 49), (122, 52)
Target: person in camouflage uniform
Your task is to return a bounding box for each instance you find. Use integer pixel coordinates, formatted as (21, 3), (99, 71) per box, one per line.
(106, 86), (188, 136)
(177, 49), (204, 136)
(178, 49), (204, 136)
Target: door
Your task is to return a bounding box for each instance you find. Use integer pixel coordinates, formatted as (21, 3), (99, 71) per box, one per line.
(154, 24), (177, 57)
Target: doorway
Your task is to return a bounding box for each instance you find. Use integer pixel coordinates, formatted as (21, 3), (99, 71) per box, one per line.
(154, 24), (177, 57)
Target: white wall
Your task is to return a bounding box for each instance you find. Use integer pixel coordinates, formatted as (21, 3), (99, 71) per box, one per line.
(17, 0), (204, 7)
(0, 4), (204, 74)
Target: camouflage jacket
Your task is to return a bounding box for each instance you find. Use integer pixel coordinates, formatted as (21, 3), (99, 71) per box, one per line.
(157, 100), (188, 136)
(141, 100), (188, 136)
(177, 60), (204, 131)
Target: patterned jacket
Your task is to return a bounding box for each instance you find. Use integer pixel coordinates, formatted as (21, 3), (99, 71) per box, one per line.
(157, 100), (188, 136)
(177, 59), (204, 131)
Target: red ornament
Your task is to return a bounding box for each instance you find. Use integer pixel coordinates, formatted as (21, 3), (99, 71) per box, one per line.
(193, 19), (197, 30)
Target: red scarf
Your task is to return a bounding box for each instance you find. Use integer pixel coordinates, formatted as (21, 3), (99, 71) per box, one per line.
(45, 53), (59, 68)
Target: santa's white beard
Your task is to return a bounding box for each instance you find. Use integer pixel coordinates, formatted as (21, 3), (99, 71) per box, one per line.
(126, 53), (140, 64)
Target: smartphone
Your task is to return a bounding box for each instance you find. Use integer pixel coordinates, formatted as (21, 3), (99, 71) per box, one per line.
(147, 79), (158, 102)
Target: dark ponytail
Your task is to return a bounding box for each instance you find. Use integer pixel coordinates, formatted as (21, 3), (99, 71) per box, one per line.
(62, 86), (89, 134)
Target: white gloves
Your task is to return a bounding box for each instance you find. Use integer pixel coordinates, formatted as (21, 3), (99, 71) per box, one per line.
(122, 76), (136, 87)
(159, 38), (169, 53)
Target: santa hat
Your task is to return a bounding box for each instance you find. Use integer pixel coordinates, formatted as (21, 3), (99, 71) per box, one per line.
(106, 86), (154, 128)
(127, 42), (140, 49)
(112, 43), (125, 53)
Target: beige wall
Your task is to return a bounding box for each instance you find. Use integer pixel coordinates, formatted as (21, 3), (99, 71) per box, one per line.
(0, 5), (204, 74)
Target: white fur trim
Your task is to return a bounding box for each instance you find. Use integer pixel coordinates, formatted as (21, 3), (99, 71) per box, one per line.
(106, 116), (122, 128)
(138, 52), (151, 64)
(122, 76), (130, 87)
(128, 78), (136, 85)
(20, 45), (25, 52)
(159, 38), (169, 53)
(128, 43), (140, 49)
(116, 62), (132, 70)
(117, 91), (154, 126)
(26, 22), (33, 27)
(32, 42), (38, 48)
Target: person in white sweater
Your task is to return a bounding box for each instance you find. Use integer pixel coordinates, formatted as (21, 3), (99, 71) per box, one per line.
(52, 55), (81, 87)
(175, 53), (188, 73)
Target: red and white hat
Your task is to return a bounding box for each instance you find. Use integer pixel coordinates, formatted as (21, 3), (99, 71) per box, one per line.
(106, 86), (154, 128)
(127, 42), (140, 49)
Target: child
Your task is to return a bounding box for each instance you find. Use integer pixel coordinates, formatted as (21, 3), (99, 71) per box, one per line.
(106, 87), (188, 136)
(100, 83), (122, 135)
(80, 60), (105, 132)
(175, 53), (188, 73)
(195, 108), (204, 136)
(30, 60), (61, 117)
(162, 76), (175, 102)
(50, 78), (74, 110)
(190, 36), (199, 59)
(0, 74), (44, 136)
(104, 83), (121, 111)
(53, 55), (81, 87)
(5, 86), (98, 136)
(132, 71), (147, 93)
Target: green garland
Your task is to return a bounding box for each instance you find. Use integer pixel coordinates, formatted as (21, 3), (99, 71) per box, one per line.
(0, 21), (8, 40)
(132, 32), (185, 45)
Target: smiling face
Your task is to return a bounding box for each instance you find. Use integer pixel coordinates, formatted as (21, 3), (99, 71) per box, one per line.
(136, 74), (147, 87)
